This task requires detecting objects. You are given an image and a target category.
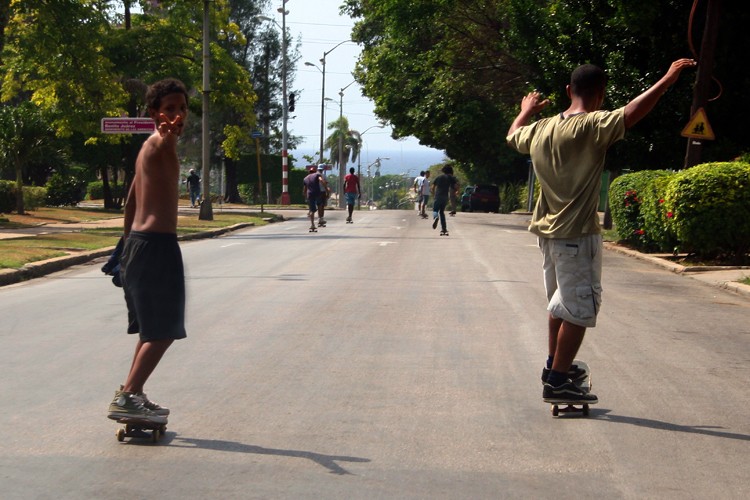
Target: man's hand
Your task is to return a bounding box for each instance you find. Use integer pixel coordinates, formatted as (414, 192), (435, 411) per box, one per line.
(507, 91), (550, 137)
(520, 91), (551, 115)
(157, 113), (183, 137)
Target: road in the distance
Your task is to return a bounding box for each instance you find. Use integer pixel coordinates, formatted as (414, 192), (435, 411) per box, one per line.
(1, 210), (747, 499)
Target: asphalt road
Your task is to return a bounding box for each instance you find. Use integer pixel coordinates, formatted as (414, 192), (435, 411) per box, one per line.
(1, 210), (747, 499)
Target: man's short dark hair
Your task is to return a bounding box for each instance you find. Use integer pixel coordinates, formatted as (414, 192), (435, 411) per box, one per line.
(146, 78), (189, 111)
(419, 171), (425, 176)
(570, 64), (607, 99)
(350, 167), (355, 174)
(441, 165), (454, 175)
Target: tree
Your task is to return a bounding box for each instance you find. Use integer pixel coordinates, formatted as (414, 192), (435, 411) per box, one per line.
(325, 116), (359, 171)
(344, 0), (750, 185)
(0, 102), (65, 214)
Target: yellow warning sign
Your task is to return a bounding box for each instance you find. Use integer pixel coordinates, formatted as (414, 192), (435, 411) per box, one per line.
(681, 107), (715, 140)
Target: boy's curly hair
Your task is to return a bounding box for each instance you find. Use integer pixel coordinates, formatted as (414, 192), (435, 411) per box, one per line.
(146, 78), (188, 112)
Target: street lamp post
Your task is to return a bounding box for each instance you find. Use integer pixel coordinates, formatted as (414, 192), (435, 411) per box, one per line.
(309, 40), (352, 165)
(366, 157), (389, 204)
(337, 80), (356, 208)
(356, 124), (385, 209)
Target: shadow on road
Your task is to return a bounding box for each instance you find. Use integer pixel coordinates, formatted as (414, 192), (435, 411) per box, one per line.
(164, 435), (372, 475)
(592, 409), (750, 441)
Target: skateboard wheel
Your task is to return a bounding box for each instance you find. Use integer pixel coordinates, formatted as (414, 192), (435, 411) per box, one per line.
(116, 428), (125, 442)
(552, 405), (559, 417)
(151, 430), (160, 443)
(582, 404), (590, 417)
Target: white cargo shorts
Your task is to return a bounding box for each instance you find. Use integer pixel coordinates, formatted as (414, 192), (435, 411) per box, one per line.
(539, 234), (603, 328)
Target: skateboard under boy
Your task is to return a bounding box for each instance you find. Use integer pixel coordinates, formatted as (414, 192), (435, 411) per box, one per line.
(550, 359), (594, 417)
(113, 417), (167, 443)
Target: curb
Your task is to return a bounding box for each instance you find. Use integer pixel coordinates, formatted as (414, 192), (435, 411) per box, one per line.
(603, 242), (750, 299)
(0, 222), (255, 288)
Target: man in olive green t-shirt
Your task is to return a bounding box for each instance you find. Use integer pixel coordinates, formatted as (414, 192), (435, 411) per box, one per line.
(507, 59), (696, 404)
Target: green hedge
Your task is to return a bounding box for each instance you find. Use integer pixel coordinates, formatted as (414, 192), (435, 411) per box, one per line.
(664, 161), (750, 259)
(0, 180), (14, 213)
(0, 181), (47, 213)
(86, 180), (126, 200)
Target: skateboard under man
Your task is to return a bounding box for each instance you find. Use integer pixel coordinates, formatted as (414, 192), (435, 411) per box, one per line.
(550, 359), (594, 417)
(114, 417), (167, 443)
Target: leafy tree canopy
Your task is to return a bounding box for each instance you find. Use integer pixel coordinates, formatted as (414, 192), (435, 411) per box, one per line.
(344, 0), (750, 185)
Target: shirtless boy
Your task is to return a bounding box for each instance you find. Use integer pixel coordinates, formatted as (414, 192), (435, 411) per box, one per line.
(107, 78), (189, 423)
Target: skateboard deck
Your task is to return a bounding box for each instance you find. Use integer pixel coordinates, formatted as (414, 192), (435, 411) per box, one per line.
(309, 226), (317, 232)
(113, 417), (167, 443)
(440, 230), (449, 236)
(550, 359), (593, 417)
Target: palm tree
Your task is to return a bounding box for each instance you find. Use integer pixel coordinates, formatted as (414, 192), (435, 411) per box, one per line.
(325, 116), (360, 169)
(0, 102), (63, 214)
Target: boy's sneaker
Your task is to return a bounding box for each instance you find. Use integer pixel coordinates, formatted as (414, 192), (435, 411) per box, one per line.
(432, 216), (439, 229)
(543, 380), (598, 404)
(135, 392), (170, 416)
(541, 364), (588, 384)
(107, 390), (167, 424)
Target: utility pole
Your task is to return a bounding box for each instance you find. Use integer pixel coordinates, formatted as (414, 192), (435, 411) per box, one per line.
(280, 0), (291, 205)
(684, 0), (721, 169)
(199, 0), (213, 220)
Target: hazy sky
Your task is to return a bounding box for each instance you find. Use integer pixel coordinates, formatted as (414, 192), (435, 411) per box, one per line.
(262, 0), (445, 165)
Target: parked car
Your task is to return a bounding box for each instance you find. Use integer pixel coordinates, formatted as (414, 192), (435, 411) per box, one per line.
(463, 184), (500, 213)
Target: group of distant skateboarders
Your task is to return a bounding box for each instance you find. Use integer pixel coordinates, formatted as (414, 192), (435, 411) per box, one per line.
(105, 57), (697, 426)
(302, 164), (363, 231)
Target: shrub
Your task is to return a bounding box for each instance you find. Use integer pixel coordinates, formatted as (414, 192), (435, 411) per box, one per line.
(609, 170), (672, 247)
(663, 161), (750, 260)
(23, 186), (47, 210)
(238, 183), (256, 204)
(45, 172), (86, 206)
(86, 180), (126, 200)
(0, 180), (14, 213)
(499, 182), (522, 213)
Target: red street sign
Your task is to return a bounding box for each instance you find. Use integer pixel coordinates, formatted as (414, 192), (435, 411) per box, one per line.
(101, 117), (155, 134)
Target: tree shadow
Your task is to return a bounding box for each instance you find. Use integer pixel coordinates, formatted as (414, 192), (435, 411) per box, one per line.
(592, 408), (750, 441)
(164, 435), (371, 475)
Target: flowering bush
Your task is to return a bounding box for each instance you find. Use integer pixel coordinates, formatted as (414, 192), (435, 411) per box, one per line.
(609, 170), (672, 248)
(640, 174), (679, 253)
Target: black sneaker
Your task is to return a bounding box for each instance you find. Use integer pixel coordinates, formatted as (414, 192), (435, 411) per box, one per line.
(541, 364), (588, 384)
(543, 380), (598, 404)
(432, 217), (439, 229)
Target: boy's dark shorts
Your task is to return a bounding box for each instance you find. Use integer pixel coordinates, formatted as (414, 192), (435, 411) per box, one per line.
(120, 231), (187, 342)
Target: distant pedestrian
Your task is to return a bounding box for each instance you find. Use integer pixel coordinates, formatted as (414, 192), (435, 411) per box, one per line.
(107, 78), (190, 425)
(506, 59), (696, 404)
(413, 171), (425, 214)
(418, 170), (430, 219)
(185, 168), (201, 207)
(344, 167), (361, 223)
(430, 165), (458, 235)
